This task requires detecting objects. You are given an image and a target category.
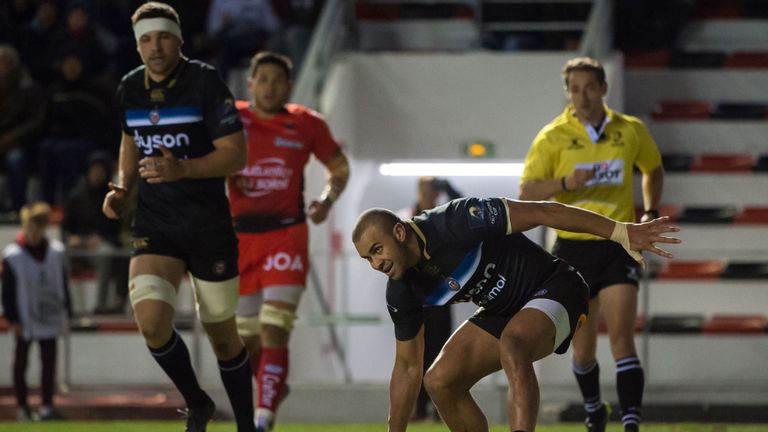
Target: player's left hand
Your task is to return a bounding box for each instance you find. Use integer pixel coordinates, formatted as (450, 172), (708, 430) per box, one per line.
(307, 199), (330, 224)
(139, 146), (188, 183)
(626, 216), (681, 262)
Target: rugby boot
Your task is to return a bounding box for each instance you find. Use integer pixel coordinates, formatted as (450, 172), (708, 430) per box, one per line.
(179, 393), (215, 432)
(585, 402), (610, 432)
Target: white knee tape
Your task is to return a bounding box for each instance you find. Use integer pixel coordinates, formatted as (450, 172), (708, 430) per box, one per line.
(191, 276), (239, 323)
(129, 275), (177, 308)
(236, 314), (261, 337)
(259, 303), (297, 332)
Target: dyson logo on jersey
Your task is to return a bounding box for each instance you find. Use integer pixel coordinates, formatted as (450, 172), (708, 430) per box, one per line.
(133, 130), (191, 155)
(577, 159), (624, 187)
(473, 263), (507, 306)
(235, 158), (295, 197)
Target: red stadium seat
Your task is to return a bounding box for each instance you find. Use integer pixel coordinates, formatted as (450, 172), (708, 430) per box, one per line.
(690, 154), (754, 173)
(656, 260), (725, 280)
(623, 49), (671, 68)
(725, 52), (768, 68)
(702, 314), (768, 334)
(695, 0), (744, 18)
(651, 101), (712, 120)
(734, 206), (768, 224)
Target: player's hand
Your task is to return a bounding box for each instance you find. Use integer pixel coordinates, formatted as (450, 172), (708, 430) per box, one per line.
(565, 168), (595, 190)
(626, 216), (681, 261)
(139, 146), (188, 184)
(307, 199), (331, 224)
(102, 182), (127, 219)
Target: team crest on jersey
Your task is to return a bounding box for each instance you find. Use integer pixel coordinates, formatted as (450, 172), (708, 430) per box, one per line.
(568, 138), (584, 150)
(610, 131), (624, 147)
(149, 109), (160, 125)
(446, 278), (461, 291)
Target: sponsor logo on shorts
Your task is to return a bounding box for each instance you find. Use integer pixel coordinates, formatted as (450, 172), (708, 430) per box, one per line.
(212, 260), (227, 276)
(534, 288), (548, 296)
(262, 252), (304, 272)
(386, 303), (399, 313)
(626, 265), (639, 281)
(131, 237), (149, 250)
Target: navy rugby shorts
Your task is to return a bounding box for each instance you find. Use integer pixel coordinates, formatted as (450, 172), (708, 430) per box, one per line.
(131, 226), (239, 281)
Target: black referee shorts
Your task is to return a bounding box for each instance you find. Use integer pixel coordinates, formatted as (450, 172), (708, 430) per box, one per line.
(552, 237), (640, 299)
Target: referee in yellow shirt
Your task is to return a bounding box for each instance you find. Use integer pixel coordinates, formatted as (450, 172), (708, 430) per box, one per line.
(519, 57), (664, 432)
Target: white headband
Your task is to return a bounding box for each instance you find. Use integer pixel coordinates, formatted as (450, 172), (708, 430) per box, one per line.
(133, 17), (182, 42)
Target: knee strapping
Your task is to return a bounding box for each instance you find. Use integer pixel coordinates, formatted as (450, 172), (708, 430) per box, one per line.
(192, 276), (239, 323)
(259, 304), (296, 332)
(236, 314), (261, 337)
(129, 275), (177, 308)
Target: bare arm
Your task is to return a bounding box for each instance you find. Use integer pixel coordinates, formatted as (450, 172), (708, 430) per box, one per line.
(102, 133), (139, 219)
(307, 150), (351, 224)
(641, 165), (664, 221)
(138, 130), (246, 183)
(505, 199), (680, 260)
(388, 326), (425, 432)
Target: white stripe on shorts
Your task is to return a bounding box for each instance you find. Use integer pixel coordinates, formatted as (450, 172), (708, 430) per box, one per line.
(522, 298), (571, 352)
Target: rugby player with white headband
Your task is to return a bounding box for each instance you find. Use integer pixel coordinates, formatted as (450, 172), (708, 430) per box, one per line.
(103, 3), (257, 432)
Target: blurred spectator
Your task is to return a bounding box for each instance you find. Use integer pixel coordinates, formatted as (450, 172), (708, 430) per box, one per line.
(38, 50), (116, 204)
(0, 44), (45, 212)
(269, 0), (325, 74)
(0, 0), (37, 43)
(207, 0), (277, 80)
(15, 0), (61, 87)
(62, 152), (128, 314)
(48, 1), (112, 79)
(2, 202), (70, 422)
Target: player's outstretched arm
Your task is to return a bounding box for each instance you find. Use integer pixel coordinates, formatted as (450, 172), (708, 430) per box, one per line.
(103, 133), (138, 219)
(388, 326), (425, 432)
(505, 199), (680, 263)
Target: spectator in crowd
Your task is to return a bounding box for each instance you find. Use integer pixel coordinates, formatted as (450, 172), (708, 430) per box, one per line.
(0, 44), (45, 212)
(48, 1), (111, 79)
(15, 0), (61, 87)
(0, 0), (37, 43)
(38, 50), (116, 204)
(62, 152), (128, 314)
(396, 177), (461, 422)
(228, 51), (350, 432)
(207, 0), (278, 81)
(2, 202), (71, 422)
(269, 0), (325, 74)
(519, 57), (664, 432)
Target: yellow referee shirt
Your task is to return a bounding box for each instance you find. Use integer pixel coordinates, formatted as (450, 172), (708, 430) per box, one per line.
(521, 104), (661, 240)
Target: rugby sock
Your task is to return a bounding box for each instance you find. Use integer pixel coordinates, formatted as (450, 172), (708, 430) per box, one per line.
(148, 331), (208, 409)
(250, 350), (262, 383)
(218, 348), (256, 432)
(616, 356), (644, 431)
(257, 347), (289, 413)
(573, 360), (603, 414)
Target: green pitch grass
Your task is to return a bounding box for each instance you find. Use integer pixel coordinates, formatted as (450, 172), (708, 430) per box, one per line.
(0, 423), (767, 432)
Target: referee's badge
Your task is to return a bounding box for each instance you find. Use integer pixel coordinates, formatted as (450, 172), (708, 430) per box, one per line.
(149, 108), (161, 125)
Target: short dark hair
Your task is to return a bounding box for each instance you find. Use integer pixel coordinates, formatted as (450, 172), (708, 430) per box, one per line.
(562, 56), (605, 86)
(352, 208), (401, 243)
(131, 1), (180, 26)
(248, 51), (293, 79)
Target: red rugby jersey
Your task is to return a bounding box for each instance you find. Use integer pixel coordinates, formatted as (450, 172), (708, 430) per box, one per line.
(227, 101), (341, 232)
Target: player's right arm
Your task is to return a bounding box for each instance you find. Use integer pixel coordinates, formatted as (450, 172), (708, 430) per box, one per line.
(388, 325), (425, 432)
(103, 132), (138, 219)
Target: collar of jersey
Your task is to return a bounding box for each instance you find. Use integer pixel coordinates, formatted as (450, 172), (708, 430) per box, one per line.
(405, 219), (431, 261)
(564, 103), (615, 129)
(144, 56), (188, 90)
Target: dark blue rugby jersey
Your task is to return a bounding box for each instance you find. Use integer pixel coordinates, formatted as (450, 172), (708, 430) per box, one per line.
(117, 58), (242, 231)
(386, 197), (562, 341)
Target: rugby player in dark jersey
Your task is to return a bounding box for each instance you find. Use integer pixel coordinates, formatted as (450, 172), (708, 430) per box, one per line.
(102, 3), (255, 431)
(352, 197), (679, 432)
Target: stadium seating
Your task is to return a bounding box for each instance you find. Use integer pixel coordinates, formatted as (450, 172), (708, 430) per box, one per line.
(648, 314), (705, 333)
(710, 102), (767, 120)
(651, 101), (712, 120)
(734, 206), (768, 224)
(702, 314), (768, 334)
(721, 261), (768, 279)
(724, 52), (768, 68)
(655, 260), (725, 280)
(690, 153), (755, 172)
(677, 206), (739, 224)
(669, 51), (726, 68)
